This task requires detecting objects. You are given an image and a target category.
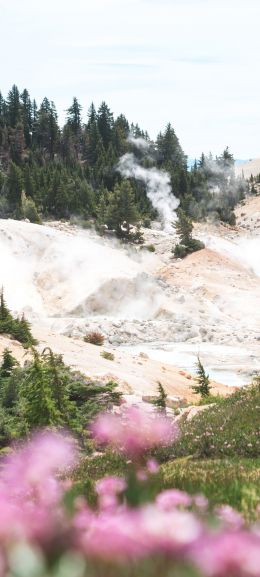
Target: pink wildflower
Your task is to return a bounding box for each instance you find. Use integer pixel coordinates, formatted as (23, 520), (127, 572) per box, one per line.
(140, 505), (202, 554)
(190, 532), (260, 577)
(215, 505), (245, 530)
(75, 508), (151, 561)
(156, 489), (192, 510)
(92, 407), (178, 458)
(95, 476), (126, 510)
(193, 494), (209, 510)
(147, 458), (159, 474)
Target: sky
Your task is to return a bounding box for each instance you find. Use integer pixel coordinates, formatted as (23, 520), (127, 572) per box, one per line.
(1, 0), (260, 159)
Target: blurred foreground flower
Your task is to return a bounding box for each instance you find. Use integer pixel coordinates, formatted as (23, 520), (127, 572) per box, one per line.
(91, 406), (178, 459)
(0, 428), (258, 577)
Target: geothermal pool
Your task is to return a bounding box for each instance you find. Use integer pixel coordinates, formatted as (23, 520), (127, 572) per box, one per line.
(121, 342), (258, 387)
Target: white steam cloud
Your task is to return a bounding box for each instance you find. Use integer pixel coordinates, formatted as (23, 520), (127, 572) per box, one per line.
(127, 134), (151, 151)
(117, 139), (179, 231)
(0, 219), (163, 321)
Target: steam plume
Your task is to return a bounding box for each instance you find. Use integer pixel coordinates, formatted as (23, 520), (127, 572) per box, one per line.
(117, 142), (179, 231)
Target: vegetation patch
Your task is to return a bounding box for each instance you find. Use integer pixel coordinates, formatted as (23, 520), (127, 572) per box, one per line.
(100, 350), (115, 361)
(172, 382), (260, 458)
(84, 331), (105, 346)
(0, 289), (37, 348)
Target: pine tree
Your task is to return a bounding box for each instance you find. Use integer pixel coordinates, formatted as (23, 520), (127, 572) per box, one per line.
(20, 350), (58, 428)
(173, 208), (204, 258)
(66, 97), (82, 132)
(22, 194), (41, 224)
(97, 101), (114, 148)
(7, 162), (23, 210)
(6, 85), (21, 127)
(174, 208), (193, 246)
(153, 381), (167, 412)
(12, 313), (37, 347)
(105, 180), (140, 238)
(156, 123), (187, 171)
(0, 348), (17, 378)
(36, 98), (59, 158)
(0, 288), (11, 323)
(20, 89), (33, 146)
(0, 92), (7, 126)
(192, 356), (211, 397)
(87, 102), (97, 126)
(42, 348), (71, 422)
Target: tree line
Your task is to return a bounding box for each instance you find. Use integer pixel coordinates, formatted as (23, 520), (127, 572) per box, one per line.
(0, 85), (248, 236)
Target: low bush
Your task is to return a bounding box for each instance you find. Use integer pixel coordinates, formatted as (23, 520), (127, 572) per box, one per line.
(0, 348), (121, 447)
(0, 289), (37, 348)
(172, 383), (260, 459)
(174, 239), (205, 258)
(100, 350), (115, 361)
(84, 331), (105, 346)
(144, 243), (156, 252)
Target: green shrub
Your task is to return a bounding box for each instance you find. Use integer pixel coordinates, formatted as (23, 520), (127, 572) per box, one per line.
(144, 244), (156, 253)
(84, 331), (105, 346)
(174, 239), (205, 258)
(100, 351), (115, 361)
(173, 243), (189, 258)
(0, 348), (122, 447)
(0, 290), (37, 348)
(172, 383), (260, 459)
(22, 197), (42, 224)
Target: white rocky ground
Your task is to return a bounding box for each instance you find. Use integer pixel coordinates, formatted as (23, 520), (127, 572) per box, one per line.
(0, 194), (259, 401)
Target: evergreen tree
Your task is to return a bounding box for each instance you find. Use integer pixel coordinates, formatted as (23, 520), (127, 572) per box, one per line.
(192, 356), (212, 397)
(87, 102), (97, 126)
(0, 348), (17, 378)
(9, 122), (26, 164)
(157, 123), (187, 170)
(173, 208), (204, 258)
(42, 348), (71, 422)
(20, 89), (33, 146)
(0, 84), (245, 229)
(20, 350), (58, 428)
(174, 208), (193, 246)
(12, 313), (37, 347)
(21, 193), (41, 224)
(36, 98), (59, 158)
(0, 92), (7, 126)
(97, 101), (114, 148)
(105, 180), (140, 238)
(6, 161), (23, 209)
(153, 381), (167, 412)
(6, 85), (21, 127)
(66, 97), (82, 132)
(0, 288), (12, 323)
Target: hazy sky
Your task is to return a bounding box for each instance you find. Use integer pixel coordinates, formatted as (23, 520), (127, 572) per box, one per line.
(1, 0), (260, 158)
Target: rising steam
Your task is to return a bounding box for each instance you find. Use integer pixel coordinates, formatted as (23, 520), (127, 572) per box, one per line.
(0, 219), (163, 320)
(117, 137), (179, 231)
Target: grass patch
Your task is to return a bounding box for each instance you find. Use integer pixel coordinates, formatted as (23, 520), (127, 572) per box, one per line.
(100, 350), (115, 361)
(161, 457), (260, 521)
(71, 451), (260, 521)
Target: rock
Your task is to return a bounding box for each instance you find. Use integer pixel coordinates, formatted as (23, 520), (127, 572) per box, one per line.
(142, 394), (185, 409)
(108, 336), (123, 345)
(178, 295), (185, 303)
(139, 352), (149, 359)
(175, 403), (215, 422)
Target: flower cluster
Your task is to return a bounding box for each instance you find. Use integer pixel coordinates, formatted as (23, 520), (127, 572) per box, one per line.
(91, 406), (178, 459)
(0, 416), (258, 577)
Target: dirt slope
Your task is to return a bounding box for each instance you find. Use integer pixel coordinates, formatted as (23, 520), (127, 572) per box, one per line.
(0, 332), (232, 405)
